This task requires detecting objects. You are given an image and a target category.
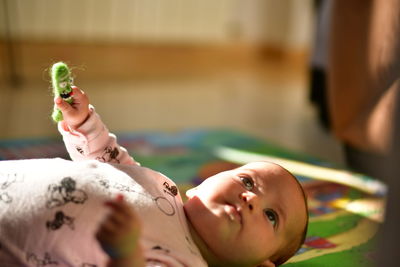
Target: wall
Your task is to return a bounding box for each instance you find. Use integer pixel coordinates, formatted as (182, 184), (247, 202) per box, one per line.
(1, 0), (312, 49)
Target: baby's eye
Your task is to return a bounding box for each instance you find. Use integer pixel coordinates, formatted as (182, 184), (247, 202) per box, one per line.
(264, 209), (278, 227)
(240, 176), (254, 190)
(59, 82), (67, 88)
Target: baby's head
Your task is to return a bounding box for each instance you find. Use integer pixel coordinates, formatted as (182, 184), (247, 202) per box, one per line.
(184, 161), (308, 267)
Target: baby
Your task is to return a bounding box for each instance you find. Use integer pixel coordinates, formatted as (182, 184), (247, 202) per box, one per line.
(55, 86), (309, 267)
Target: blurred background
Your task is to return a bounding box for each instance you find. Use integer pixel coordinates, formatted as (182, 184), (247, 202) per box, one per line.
(0, 0), (344, 165)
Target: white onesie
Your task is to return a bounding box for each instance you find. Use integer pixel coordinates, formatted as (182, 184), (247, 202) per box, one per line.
(0, 109), (207, 267)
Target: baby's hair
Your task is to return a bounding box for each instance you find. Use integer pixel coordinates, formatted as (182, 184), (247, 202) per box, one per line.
(270, 169), (309, 266)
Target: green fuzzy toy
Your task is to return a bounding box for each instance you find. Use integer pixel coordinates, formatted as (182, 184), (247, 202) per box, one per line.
(50, 62), (74, 122)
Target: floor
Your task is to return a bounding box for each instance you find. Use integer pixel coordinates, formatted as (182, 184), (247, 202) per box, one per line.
(0, 45), (345, 165)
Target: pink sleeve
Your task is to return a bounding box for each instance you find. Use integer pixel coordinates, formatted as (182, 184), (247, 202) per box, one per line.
(58, 107), (138, 166)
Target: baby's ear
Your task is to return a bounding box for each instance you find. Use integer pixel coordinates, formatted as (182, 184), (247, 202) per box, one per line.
(185, 187), (197, 199)
(257, 260), (275, 267)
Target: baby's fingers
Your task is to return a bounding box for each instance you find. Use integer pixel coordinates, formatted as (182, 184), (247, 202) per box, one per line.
(70, 86), (89, 105)
(105, 195), (137, 222)
(54, 96), (75, 115)
(105, 195), (141, 233)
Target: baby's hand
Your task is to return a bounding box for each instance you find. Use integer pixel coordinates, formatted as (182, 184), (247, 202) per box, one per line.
(54, 86), (90, 129)
(96, 194), (142, 260)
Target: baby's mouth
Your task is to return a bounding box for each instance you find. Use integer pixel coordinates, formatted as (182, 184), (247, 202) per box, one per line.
(224, 204), (242, 224)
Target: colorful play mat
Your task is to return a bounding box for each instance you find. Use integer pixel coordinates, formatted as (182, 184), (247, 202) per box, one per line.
(0, 129), (385, 266)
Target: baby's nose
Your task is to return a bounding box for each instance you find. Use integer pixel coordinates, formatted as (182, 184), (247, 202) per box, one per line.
(240, 192), (257, 211)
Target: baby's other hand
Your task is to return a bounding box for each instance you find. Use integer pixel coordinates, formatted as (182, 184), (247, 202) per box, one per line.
(96, 194), (142, 260)
(54, 86), (90, 128)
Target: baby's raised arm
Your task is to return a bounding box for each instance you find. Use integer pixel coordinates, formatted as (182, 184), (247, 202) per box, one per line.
(55, 87), (137, 165)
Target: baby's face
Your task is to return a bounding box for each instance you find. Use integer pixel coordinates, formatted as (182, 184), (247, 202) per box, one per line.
(184, 162), (307, 266)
